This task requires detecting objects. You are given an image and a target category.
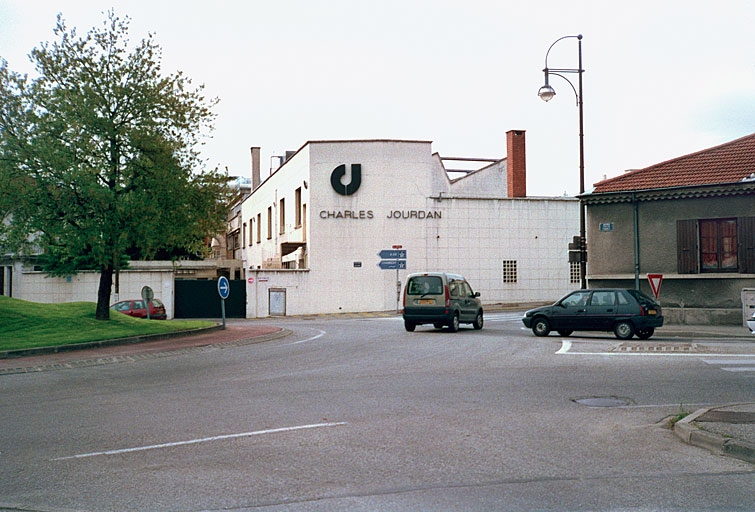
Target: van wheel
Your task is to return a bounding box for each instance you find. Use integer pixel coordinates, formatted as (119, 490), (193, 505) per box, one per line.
(473, 311), (483, 330)
(614, 321), (635, 340)
(404, 320), (416, 332)
(636, 328), (654, 340)
(448, 313), (460, 333)
(532, 317), (551, 337)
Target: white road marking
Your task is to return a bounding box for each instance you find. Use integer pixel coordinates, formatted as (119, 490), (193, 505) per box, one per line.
(702, 358), (755, 372)
(702, 358), (755, 365)
(285, 329), (326, 345)
(53, 422), (347, 461)
(557, 340), (755, 358)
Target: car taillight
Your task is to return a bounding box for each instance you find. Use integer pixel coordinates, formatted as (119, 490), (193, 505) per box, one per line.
(444, 285), (450, 307)
(639, 305), (646, 316)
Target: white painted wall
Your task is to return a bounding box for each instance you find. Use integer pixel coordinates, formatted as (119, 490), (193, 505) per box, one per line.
(15, 269), (175, 318)
(241, 139), (580, 317)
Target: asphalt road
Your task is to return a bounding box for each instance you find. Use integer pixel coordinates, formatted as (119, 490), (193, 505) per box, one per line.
(1, 312), (753, 511)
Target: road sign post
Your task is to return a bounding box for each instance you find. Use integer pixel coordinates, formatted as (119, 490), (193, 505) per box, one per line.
(378, 246), (407, 312)
(217, 276), (230, 329)
(141, 286), (154, 320)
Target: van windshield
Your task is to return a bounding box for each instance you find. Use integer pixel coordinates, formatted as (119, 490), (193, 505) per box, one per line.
(407, 276), (444, 296)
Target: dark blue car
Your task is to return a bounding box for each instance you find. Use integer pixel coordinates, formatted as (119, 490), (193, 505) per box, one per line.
(522, 288), (663, 339)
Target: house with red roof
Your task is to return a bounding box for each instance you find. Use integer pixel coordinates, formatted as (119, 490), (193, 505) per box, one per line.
(581, 132), (755, 326)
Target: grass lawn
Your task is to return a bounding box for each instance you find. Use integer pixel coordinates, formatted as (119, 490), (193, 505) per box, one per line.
(0, 296), (215, 352)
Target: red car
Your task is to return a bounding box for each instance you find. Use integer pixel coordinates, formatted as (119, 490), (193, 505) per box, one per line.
(111, 299), (167, 320)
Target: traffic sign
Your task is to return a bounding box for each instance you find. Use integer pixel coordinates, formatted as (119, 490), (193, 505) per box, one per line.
(378, 249), (407, 259)
(647, 273), (663, 299)
(141, 286), (154, 320)
(378, 259), (406, 270)
(141, 285), (154, 302)
(217, 276), (230, 300)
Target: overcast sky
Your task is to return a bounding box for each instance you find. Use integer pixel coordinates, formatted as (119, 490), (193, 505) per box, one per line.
(1, 1), (753, 196)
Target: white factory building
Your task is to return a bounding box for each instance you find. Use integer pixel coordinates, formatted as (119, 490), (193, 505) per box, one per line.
(239, 130), (579, 317)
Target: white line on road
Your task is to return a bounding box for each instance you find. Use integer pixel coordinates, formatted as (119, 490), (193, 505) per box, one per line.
(53, 422), (347, 461)
(702, 359), (755, 365)
(556, 340), (755, 358)
(284, 329), (326, 345)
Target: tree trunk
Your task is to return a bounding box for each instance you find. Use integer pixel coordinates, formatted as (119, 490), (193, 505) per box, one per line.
(95, 265), (114, 320)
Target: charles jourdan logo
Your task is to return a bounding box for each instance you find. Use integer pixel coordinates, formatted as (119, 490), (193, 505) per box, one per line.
(330, 163), (362, 196)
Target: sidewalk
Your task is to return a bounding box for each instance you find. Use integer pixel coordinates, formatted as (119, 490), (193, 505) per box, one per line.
(0, 322), (290, 375)
(674, 403), (755, 465)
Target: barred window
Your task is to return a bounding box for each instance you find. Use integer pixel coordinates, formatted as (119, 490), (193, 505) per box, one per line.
(570, 261), (581, 284)
(502, 260), (517, 283)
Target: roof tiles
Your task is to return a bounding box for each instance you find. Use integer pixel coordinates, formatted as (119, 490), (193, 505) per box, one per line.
(591, 132), (755, 194)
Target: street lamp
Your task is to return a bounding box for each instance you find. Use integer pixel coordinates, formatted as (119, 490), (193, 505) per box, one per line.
(538, 34), (586, 289)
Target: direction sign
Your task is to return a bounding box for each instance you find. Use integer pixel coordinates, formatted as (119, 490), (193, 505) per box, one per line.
(378, 249), (407, 259)
(217, 276), (230, 300)
(378, 259), (407, 270)
(647, 273), (663, 299)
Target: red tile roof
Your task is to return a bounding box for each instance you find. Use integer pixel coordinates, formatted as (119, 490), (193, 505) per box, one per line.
(591, 132), (755, 194)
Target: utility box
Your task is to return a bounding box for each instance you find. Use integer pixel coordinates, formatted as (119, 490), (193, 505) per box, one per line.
(741, 288), (755, 327)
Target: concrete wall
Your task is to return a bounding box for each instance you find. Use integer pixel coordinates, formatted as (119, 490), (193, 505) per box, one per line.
(13, 267), (175, 319)
(587, 195), (755, 325)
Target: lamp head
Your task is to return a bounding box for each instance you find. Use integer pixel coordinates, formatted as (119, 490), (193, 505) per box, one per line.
(538, 84), (556, 102)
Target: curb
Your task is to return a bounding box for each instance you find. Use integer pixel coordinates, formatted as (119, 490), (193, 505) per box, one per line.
(673, 407), (755, 464)
(0, 324), (224, 360)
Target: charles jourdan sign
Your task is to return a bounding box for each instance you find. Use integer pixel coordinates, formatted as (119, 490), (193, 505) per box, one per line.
(321, 163), (442, 221)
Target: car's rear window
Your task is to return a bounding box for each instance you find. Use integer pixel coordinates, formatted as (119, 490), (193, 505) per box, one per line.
(407, 276), (444, 295)
(626, 289), (657, 304)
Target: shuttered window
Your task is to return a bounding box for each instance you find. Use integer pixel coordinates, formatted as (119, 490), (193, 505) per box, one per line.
(677, 217), (755, 274)
(740, 216), (755, 274)
(677, 219), (698, 274)
(700, 219), (737, 272)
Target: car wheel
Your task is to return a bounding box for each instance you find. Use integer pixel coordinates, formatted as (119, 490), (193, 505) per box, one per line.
(557, 330), (573, 337)
(448, 312), (460, 333)
(532, 317), (551, 337)
(636, 328), (654, 340)
(404, 320), (416, 332)
(614, 321), (635, 340)
(473, 311), (484, 330)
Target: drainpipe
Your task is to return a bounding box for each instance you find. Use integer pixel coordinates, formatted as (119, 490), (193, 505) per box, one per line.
(633, 193), (640, 290)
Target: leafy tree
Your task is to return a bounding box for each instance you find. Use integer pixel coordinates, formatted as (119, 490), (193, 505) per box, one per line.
(0, 11), (229, 320)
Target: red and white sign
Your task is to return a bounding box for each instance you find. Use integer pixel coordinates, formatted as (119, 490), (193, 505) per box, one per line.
(248, 277), (254, 284)
(647, 273), (663, 299)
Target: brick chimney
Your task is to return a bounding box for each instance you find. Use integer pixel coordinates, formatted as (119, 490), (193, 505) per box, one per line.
(250, 146), (261, 190)
(506, 130), (526, 198)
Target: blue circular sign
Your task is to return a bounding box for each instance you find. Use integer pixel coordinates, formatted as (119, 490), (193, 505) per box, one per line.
(217, 276), (230, 300)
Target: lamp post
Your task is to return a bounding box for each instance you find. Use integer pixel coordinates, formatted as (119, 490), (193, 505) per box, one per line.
(538, 34), (586, 289)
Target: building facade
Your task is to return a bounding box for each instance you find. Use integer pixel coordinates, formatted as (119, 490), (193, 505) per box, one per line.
(582, 133), (755, 325)
(239, 130), (581, 317)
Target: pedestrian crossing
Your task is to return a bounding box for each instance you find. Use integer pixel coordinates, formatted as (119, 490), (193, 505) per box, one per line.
(702, 358), (755, 373)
